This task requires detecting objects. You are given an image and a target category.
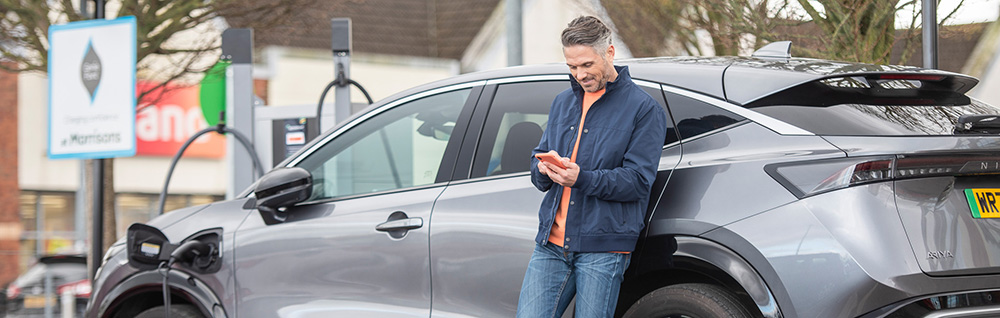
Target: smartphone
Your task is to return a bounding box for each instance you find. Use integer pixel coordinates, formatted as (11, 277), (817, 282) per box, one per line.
(535, 152), (567, 169)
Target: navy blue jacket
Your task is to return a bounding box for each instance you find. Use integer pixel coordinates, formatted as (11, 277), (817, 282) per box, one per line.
(530, 65), (668, 253)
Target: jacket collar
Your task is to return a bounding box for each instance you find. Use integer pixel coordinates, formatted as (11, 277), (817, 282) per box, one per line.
(569, 65), (631, 95)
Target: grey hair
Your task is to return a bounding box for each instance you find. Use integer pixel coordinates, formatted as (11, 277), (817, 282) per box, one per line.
(561, 16), (613, 55)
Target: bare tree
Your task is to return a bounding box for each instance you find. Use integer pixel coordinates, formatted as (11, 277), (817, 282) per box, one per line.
(0, 0), (310, 103)
(691, 0), (796, 56)
(794, 0), (908, 64)
(602, 0), (687, 57)
(605, 0), (964, 65)
(605, 0), (797, 57)
(0, 0), (310, 255)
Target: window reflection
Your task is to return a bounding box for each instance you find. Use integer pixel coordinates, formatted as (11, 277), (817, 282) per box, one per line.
(297, 88), (471, 200)
(756, 98), (1000, 136)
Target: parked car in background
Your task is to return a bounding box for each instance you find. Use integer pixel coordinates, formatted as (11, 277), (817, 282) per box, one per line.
(88, 43), (1000, 318)
(7, 255), (89, 318)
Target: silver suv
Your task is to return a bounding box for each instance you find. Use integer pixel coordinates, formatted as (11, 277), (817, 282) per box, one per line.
(88, 55), (1000, 318)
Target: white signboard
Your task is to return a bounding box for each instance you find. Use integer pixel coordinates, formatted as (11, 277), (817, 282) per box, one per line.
(48, 16), (136, 159)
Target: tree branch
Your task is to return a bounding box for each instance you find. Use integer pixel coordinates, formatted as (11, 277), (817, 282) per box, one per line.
(59, 0), (83, 21)
(938, 0), (965, 26)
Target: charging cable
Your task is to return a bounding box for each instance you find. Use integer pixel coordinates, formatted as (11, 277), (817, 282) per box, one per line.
(157, 111), (264, 215)
(158, 240), (214, 318)
(315, 62), (375, 130)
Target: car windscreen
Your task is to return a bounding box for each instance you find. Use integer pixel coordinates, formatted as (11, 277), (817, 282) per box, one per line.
(12, 263), (88, 287)
(753, 99), (1000, 136)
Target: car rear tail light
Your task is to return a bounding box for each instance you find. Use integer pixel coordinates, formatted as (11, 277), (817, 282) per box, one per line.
(876, 74), (946, 81)
(870, 98), (936, 105)
(767, 157), (894, 198)
(7, 284), (20, 299)
(56, 279), (91, 298)
(767, 155), (1000, 198)
(896, 155), (1000, 179)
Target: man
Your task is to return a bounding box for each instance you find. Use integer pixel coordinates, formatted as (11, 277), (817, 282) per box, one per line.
(517, 16), (668, 317)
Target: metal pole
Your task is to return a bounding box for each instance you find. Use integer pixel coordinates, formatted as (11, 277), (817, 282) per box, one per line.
(44, 270), (53, 318)
(332, 54), (351, 127)
(95, 0), (104, 19)
(90, 0), (105, 280)
(329, 18), (352, 130)
(90, 160), (102, 279)
(75, 161), (86, 253)
(922, 0), (938, 69)
(222, 29), (255, 199)
(35, 194), (43, 256)
(506, 0), (522, 66)
(61, 288), (74, 318)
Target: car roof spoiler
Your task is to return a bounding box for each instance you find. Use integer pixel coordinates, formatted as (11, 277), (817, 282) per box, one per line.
(744, 73), (976, 108)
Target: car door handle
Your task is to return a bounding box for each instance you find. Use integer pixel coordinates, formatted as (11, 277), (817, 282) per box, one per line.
(376, 217), (423, 232)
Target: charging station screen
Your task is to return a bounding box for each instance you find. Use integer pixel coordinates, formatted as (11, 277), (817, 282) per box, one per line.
(273, 117), (317, 165)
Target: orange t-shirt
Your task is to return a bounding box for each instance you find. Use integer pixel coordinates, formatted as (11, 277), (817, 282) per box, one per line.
(548, 89), (603, 247)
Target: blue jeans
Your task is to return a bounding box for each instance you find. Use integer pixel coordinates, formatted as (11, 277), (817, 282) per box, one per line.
(516, 243), (631, 318)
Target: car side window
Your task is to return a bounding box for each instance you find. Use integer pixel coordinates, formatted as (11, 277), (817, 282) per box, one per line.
(296, 88), (472, 200)
(470, 81), (675, 178)
(664, 91), (744, 141)
(471, 81), (567, 178)
(638, 84), (677, 145)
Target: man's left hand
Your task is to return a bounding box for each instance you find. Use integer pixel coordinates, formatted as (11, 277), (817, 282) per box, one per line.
(547, 157), (579, 187)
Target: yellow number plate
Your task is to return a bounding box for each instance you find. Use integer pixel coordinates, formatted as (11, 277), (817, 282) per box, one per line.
(22, 295), (50, 309)
(965, 189), (1000, 218)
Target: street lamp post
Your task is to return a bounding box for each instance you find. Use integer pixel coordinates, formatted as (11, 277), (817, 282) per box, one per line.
(923, 0), (938, 69)
(88, 0), (106, 281)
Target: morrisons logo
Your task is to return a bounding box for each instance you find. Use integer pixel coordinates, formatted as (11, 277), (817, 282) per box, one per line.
(62, 132), (122, 147)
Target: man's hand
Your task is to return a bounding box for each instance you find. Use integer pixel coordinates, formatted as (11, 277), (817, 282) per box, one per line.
(537, 150), (579, 187)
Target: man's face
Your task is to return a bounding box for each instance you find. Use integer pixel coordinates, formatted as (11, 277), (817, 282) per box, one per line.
(564, 44), (615, 93)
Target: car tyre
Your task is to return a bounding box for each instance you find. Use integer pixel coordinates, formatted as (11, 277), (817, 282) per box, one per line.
(623, 283), (753, 318)
(135, 304), (204, 318)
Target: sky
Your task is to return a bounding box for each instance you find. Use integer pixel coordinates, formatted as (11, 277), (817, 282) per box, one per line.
(920, 0), (999, 25)
(791, 0), (999, 27)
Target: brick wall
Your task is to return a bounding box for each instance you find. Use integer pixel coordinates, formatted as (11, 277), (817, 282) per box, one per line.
(890, 23), (989, 72)
(0, 64), (21, 286)
(254, 78), (269, 105)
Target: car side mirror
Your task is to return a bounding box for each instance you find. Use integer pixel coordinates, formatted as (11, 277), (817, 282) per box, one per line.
(126, 223), (173, 271)
(254, 167), (312, 225)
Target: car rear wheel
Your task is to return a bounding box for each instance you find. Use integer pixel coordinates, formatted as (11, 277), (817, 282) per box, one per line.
(623, 283), (753, 318)
(134, 304), (204, 318)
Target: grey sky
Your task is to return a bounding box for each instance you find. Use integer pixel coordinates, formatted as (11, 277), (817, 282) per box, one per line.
(924, 0), (999, 25)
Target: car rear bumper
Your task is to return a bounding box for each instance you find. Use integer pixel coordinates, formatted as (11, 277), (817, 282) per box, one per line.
(727, 183), (1000, 318)
(861, 288), (1000, 318)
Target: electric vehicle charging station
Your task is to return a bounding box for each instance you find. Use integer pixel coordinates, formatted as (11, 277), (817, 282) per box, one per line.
(252, 108), (319, 169)
(159, 18), (363, 213)
(220, 28), (258, 199)
(229, 18), (358, 173)
(251, 101), (369, 169)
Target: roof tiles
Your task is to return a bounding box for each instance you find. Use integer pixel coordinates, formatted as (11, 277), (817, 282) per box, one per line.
(225, 0), (500, 59)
